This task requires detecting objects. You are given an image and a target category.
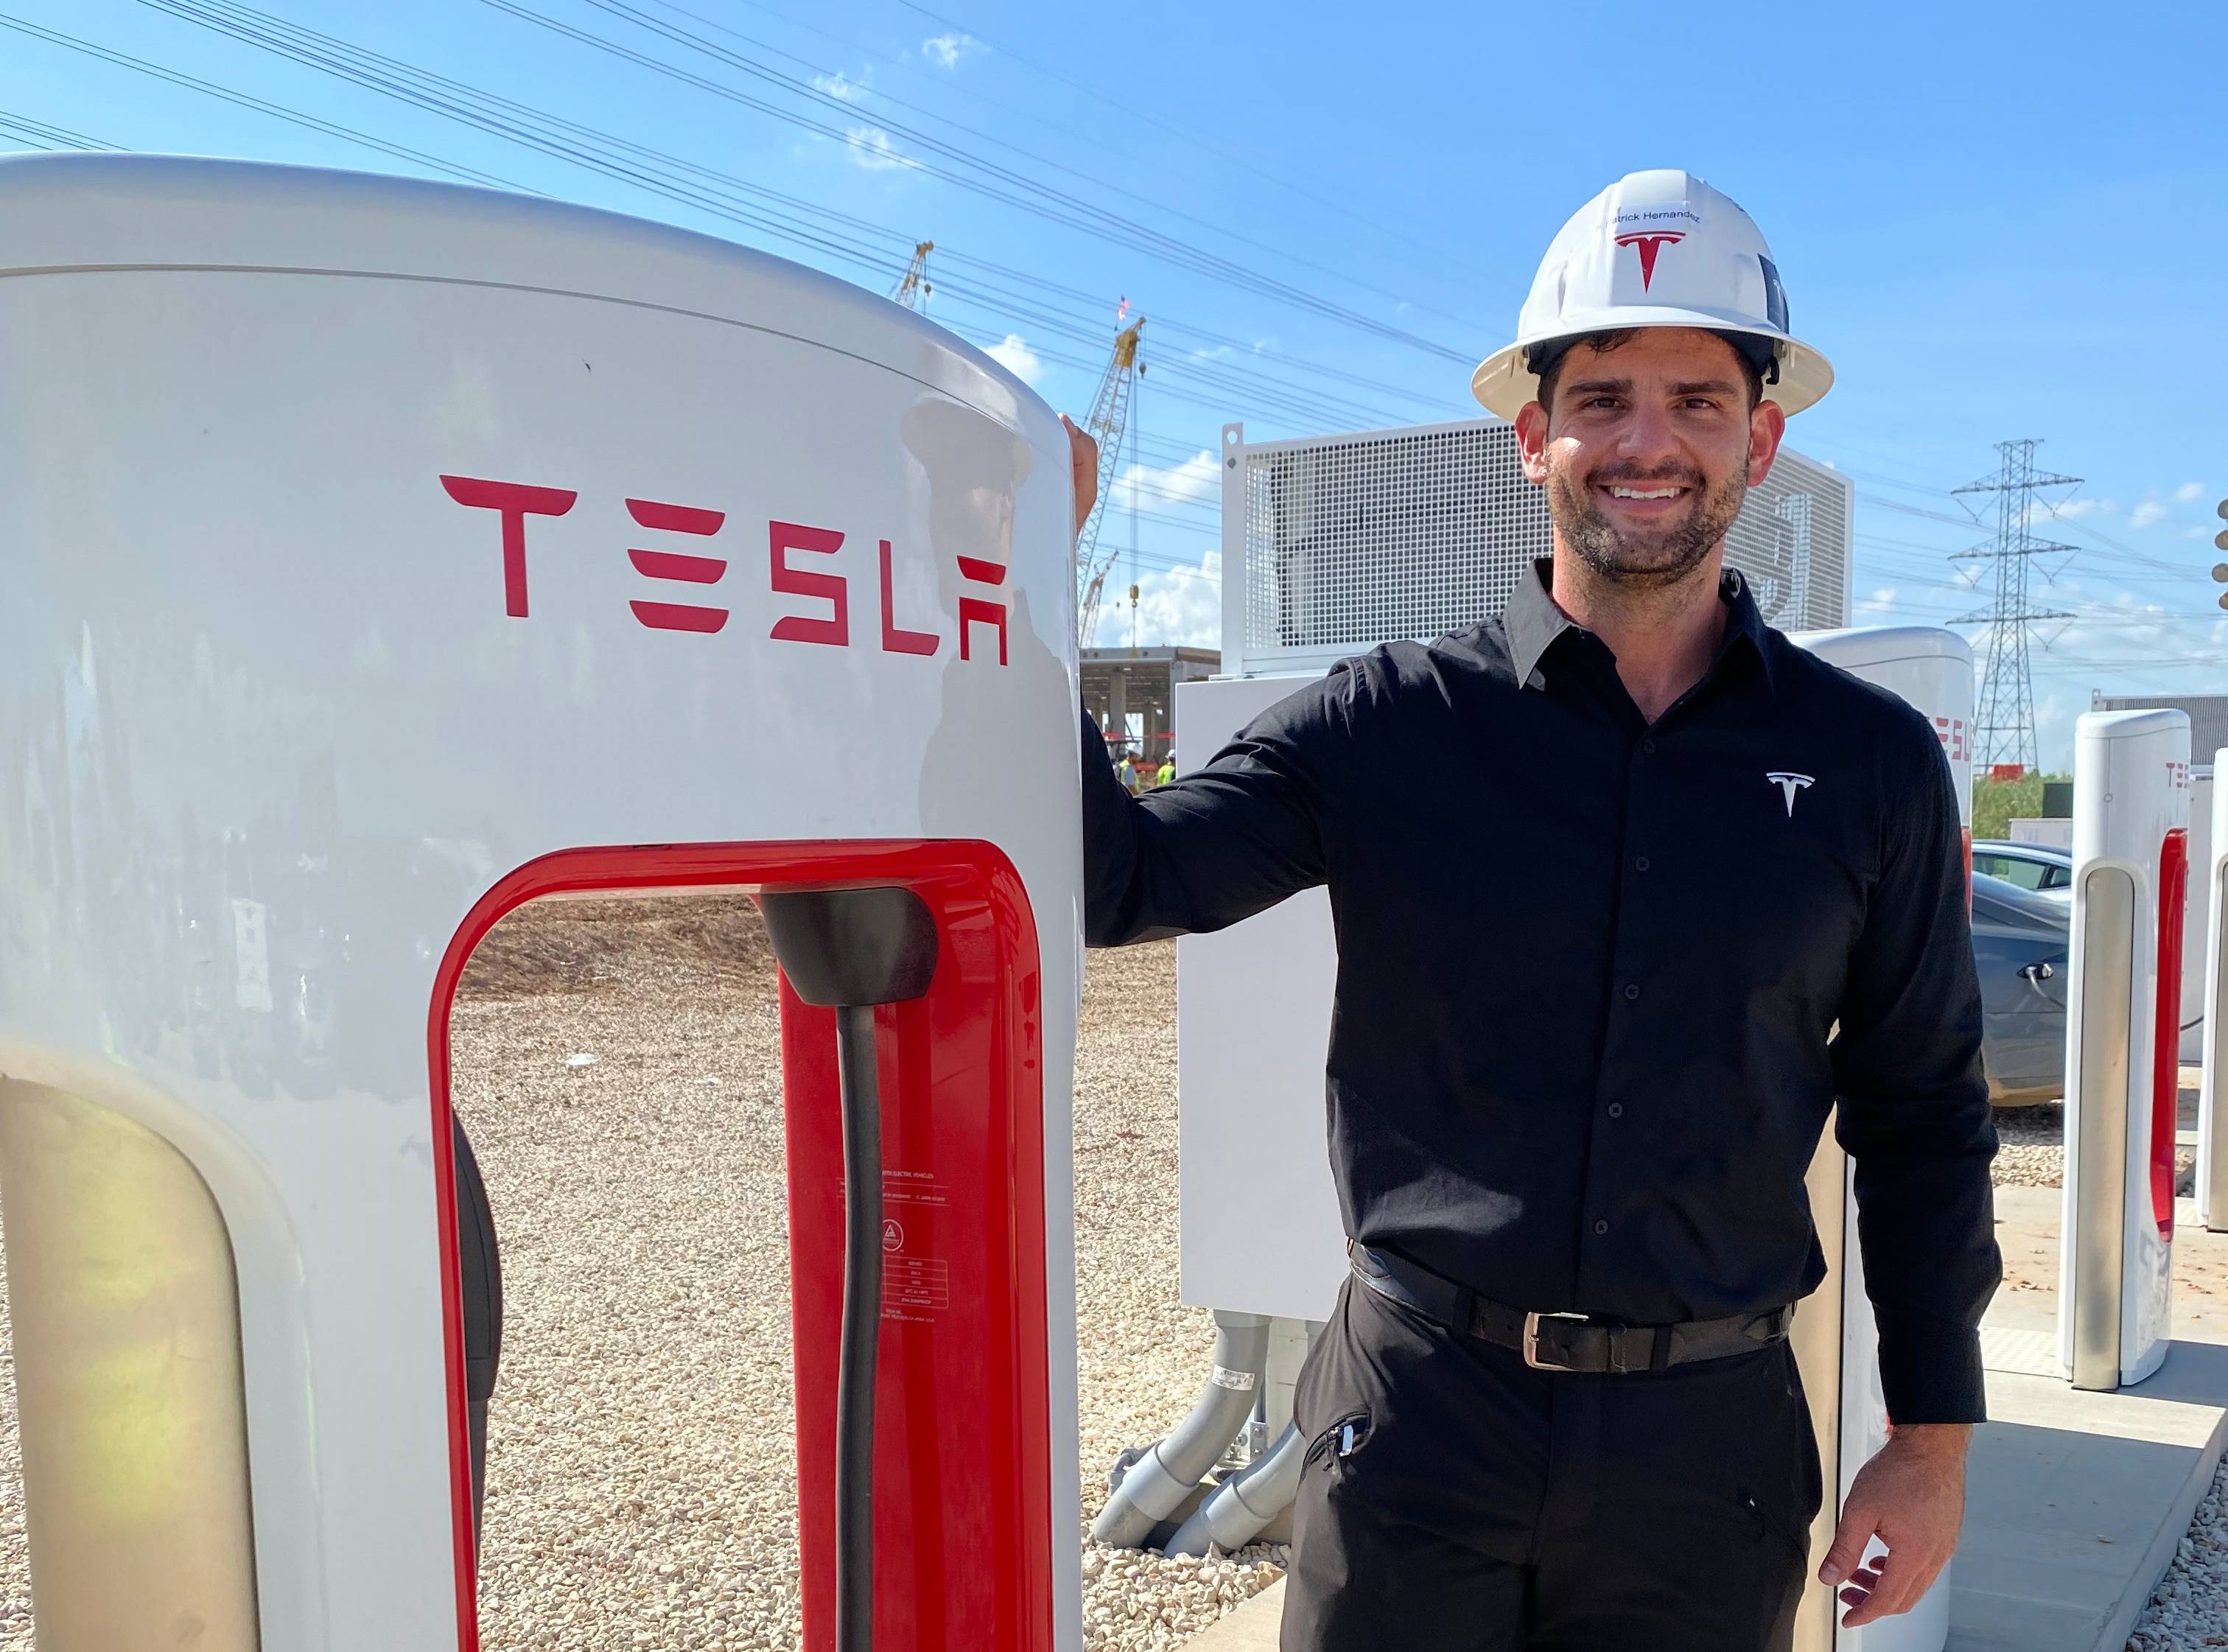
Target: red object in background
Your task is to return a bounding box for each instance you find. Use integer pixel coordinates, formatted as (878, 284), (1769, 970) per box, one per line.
(430, 841), (1054, 1652)
(1988, 763), (2026, 783)
(2153, 829), (2190, 1239)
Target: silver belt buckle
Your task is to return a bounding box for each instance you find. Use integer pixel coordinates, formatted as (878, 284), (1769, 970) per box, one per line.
(1522, 1310), (1590, 1371)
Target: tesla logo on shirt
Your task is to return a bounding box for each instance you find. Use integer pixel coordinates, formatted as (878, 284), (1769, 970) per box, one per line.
(1614, 231), (1685, 290)
(1765, 771), (1815, 817)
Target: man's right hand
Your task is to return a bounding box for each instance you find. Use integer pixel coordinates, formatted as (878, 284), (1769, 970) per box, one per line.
(1062, 413), (1099, 552)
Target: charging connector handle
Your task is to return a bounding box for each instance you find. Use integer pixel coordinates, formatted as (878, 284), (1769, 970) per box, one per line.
(760, 887), (939, 1652)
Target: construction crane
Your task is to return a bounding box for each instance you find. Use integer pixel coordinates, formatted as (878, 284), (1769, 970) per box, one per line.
(891, 240), (933, 309)
(1075, 315), (1144, 646)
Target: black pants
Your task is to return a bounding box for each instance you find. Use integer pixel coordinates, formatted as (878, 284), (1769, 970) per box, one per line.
(1285, 1274), (1820, 1652)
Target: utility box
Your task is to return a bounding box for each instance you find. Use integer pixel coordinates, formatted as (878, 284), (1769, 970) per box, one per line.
(1215, 417), (1854, 681)
(0, 154), (1084, 1652)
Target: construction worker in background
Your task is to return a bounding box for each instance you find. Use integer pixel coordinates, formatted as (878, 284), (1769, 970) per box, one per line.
(1155, 752), (1175, 788)
(1063, 169), (1995, 1652)
(1118, 749), (1144, 795)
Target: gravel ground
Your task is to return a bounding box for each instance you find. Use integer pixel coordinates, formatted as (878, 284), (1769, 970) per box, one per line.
(460, 899), (1283, 1650)
(2129, 1460), (2228, 1651)
(1991, 1098), (2199, 1194)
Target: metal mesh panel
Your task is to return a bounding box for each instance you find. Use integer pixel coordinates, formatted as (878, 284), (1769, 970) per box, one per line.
(1239, 421), (1852, 664)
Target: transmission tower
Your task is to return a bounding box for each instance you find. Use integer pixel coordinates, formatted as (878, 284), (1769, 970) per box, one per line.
(1950, 439), (2079, 774)
(890, 240), (933, 309)
(1075, 315), (1145, 645)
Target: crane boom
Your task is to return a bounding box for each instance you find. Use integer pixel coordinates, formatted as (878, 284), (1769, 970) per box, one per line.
(1075, 318), (1143, 645)
(891, 240), (933, 309)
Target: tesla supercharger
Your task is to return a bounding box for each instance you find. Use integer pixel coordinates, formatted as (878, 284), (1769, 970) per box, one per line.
(2199, 752), (2228, 1231)
(1174, 624), (1972, 1652)
(2062, 710), (2194, 1390)
(0, 154), (1083, 1652)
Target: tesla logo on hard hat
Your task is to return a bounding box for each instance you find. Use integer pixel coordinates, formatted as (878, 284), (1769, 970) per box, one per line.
(1613, 231), (1684, 291)
(1765, 771), (1815, 818)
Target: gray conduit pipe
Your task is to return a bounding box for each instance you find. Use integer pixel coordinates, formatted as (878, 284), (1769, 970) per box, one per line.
(1163, 1419), (1306, 1556)
(1091, 1310), (1272, 1548)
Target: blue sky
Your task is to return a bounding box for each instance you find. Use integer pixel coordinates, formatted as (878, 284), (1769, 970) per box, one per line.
(3, 0), (2222, 769)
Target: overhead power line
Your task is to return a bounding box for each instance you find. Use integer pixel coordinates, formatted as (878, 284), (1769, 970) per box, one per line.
(886, 0), (1492, 287)
(55, 1), (1448, 438)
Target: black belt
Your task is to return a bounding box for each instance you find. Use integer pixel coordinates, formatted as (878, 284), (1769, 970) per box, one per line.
(1348, 1242), (1794, 1375)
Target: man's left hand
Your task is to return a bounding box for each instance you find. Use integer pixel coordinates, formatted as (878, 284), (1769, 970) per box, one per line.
(1817, 1422), (1971, 1626)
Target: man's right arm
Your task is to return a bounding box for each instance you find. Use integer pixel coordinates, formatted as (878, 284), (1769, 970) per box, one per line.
(1080, 690), (1339, 945)
(1064, 412), (1340, 946)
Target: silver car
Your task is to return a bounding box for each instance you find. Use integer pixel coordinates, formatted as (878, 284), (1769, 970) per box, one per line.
(1971, 870), (2069, 1105)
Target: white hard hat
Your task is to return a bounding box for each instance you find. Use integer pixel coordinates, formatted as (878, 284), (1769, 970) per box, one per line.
(1471, 169), (1832, 421)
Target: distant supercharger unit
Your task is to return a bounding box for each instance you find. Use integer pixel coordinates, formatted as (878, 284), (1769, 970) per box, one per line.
(0, 155), (1084, 1652)
(1174, 625), (1972, 1652)
(2061, 711), (2194, 1390)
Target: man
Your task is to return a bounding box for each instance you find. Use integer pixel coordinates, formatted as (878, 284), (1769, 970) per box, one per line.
(1155, 753), (1176, 788)
(1064, 169), (1997, 1651)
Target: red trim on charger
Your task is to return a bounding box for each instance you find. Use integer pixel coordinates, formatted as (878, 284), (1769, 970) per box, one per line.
(426, 839), (1053, 1652)
(2154, 828), (2190, 1239)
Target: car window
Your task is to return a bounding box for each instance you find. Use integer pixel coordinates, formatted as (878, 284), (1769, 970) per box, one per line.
(2039, 864), (2071, 889)
(1972, 853), (2008, 880)
(1972, 872), (2070, 929)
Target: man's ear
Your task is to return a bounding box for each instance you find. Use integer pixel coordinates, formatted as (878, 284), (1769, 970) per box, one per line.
(1515, 400), (1552, 485)
(1746, 398), (1787, 487)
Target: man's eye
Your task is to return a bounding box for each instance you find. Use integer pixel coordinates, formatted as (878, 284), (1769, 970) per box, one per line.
(1584, 396), (1621, 410)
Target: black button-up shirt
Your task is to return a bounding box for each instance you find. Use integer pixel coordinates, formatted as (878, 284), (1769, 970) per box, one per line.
(1082, 559), (2000, 1421)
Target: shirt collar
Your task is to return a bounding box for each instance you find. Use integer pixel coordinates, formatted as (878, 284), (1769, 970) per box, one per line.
(1504, 557), (1777, 693)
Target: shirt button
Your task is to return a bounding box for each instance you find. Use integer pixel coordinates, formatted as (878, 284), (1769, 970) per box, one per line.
(1641, 738), (1658, 755)
(1593, 1219), (1611, 1236)
(1633, 855), (1651, 873)
(1623, 982), (1642, 1001)
(1607, 1102), (1625, 1119)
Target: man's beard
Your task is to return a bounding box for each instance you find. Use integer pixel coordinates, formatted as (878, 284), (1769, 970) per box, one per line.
(1546, 459), (1747, 589)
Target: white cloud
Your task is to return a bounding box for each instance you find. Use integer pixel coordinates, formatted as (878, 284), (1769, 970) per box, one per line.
(1188, 343), (1237, 363)
(2174, 480), (2206, 504)
(1091, 553), (1222, 650)
(1857, 586), (1898, 616)
(1110, 449), (1219, 513)
(813, 70), (870, 102)
(2129, 500), (2167, 528)
(2034, 693), (2067, 728)
(922, 31), (977, 68)
(983, 334), (1044, 387)
(844, 126), (921, 172)
(2044, 497), (2114, 520)
(2185, 525), (2212, 540)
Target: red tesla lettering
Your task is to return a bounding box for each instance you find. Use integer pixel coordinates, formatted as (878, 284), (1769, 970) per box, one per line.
(957, 554), (1009, 665)
(626, 497), (729, 634)
(439, 475), (578, 617)
(880, 539), (939, 656)
(769, 521), (849, 647)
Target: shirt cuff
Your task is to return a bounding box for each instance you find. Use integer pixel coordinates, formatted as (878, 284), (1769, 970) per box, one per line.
(1874, 1312), (1988, 1424)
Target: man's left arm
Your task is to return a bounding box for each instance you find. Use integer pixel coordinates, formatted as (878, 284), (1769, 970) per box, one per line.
(1821, 709), (2002, 1625)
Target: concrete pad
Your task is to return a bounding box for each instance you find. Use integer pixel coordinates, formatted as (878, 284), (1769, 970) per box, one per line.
(1183, 1577), (1283, 1651)
(1952, 1348), (2228, 1651)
